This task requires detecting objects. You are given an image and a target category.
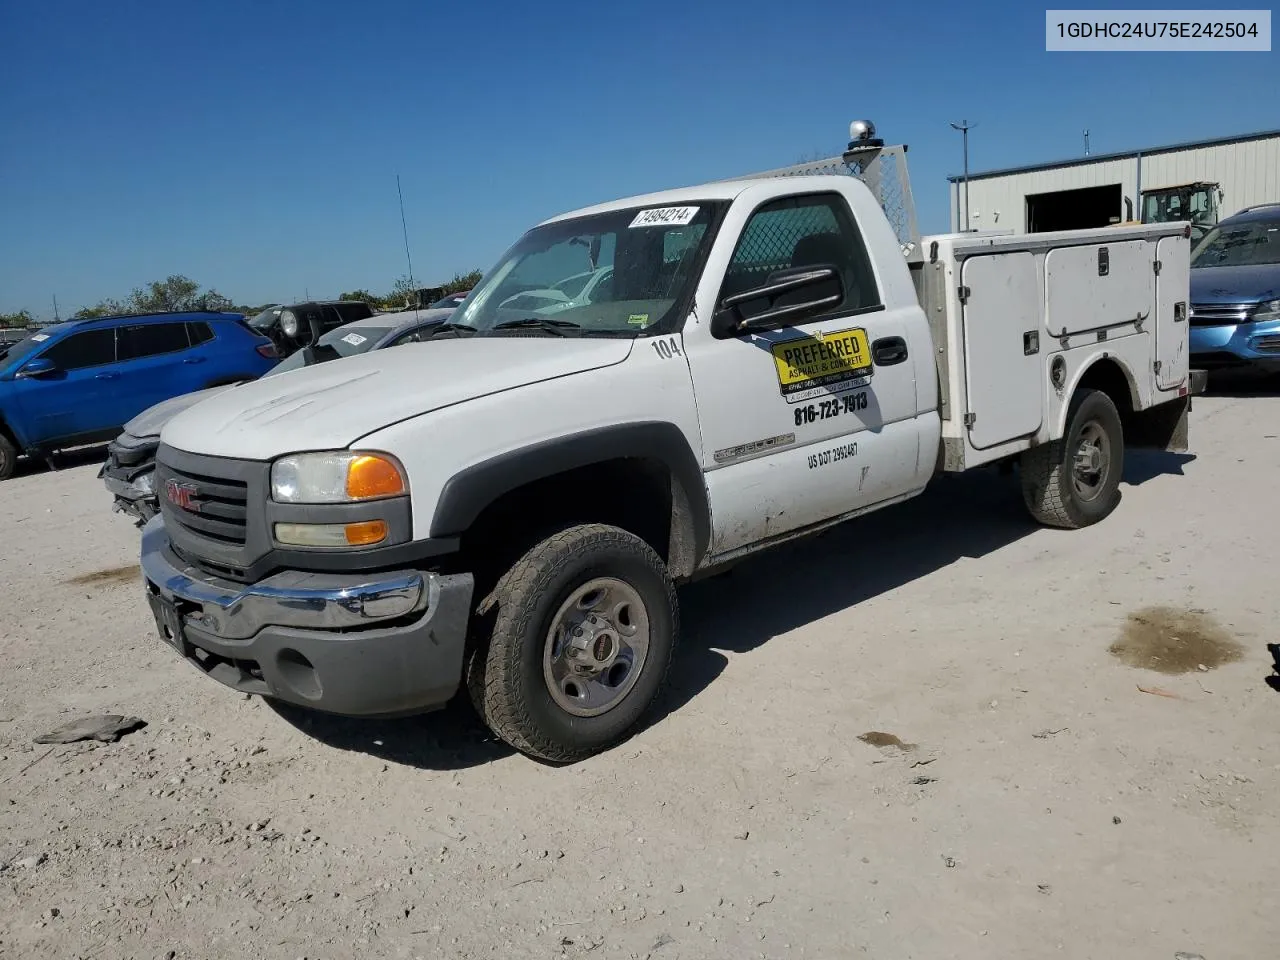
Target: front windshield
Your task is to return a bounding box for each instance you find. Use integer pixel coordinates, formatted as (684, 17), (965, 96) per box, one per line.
(267, 324), (393, 375)
(451, 201), (726, 337)
(0, 323), (75, 367)
(1143, 189), (1215, 226)
(1192, 217), (1280, 268)
(249, 307), (280, 330)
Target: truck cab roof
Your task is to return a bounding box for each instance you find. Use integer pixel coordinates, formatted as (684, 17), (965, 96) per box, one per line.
(538, 176), (828, 226)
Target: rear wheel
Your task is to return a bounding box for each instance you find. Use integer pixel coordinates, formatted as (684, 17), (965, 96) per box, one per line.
(0, 431), (16, 481)
(1020, 387), (1124, 529)
(466, 523), (678, 763)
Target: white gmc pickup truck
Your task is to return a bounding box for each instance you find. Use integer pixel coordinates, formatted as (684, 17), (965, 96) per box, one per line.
(140, 122), (1204, 762)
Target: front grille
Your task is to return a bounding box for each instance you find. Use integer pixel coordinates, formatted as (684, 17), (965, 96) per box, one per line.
(163, 463), (249, 544)
(155, 445), (270, 581)
(1189, 301), (1255, 327)
(1252, 334), (1280, 355)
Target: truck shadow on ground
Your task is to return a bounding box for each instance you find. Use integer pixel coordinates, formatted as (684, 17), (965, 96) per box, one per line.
(1123, 448), (1196, 485)
(268, 454), (1191, 769)
(652, 453), (1191, 727)
(266, 698), (516, 770)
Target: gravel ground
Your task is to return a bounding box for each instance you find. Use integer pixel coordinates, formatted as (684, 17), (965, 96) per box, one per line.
(2, 389), (1279, 960)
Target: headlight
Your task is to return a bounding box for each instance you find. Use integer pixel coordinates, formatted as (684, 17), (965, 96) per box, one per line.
(135, 471), (155, 494)
(280, 309), (299, 337)
(1255, 299), (1280, 322)
(271, 451), (407, 503)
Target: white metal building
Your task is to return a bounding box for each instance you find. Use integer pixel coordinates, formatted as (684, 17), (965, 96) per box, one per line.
(948, 128), (1280, 234)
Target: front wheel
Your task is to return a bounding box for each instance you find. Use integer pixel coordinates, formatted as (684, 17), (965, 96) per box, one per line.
(466, 523), (678, 763)
(0, 432), (16, 481)
(1020, 387), (1124, 529)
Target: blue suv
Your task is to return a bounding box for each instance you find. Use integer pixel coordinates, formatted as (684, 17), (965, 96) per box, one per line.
(0, 311), (276, 479)
(1189, 203), (1280, 375)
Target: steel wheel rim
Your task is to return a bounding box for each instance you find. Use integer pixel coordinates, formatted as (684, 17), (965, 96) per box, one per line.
(1072, 420), (1110, 501)
(543, 577), (651, 718)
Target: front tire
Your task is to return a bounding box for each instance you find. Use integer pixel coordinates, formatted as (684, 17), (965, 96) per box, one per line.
(1020, 387), (1124, 529)
(466, 523), (678, 763)
(0, 432), (16, 481)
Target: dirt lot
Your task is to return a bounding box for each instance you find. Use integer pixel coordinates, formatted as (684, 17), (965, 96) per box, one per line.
(2, 389), (1279, 960)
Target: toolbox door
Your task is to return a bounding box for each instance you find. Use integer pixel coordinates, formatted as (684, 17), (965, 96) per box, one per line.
(1154, 234), (1190, 390)
(1044, 239), (1153, 337)
(961, 252), (1044, 450)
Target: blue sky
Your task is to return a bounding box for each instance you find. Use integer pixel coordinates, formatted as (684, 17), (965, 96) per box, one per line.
(1, 1), (1275, 318)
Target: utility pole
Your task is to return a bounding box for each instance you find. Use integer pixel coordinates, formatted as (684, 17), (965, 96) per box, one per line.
(949, 120), (977, 232)
(1084, 128), (1091, 156)
(52, 295), (60, 323)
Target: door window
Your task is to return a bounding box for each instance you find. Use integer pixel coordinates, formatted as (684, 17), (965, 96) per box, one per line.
(187, 321), (215, 345)
(386, 327), (431, 346)
(718, 193), (881, 324)
(333, 301), (374, 323)
(117, 323), (192, 360)
(40, 328), (117, 370)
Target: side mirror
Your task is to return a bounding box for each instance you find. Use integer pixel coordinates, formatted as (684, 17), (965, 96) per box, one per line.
(711, 267), (844, 338)
(16, 357), (57, 379)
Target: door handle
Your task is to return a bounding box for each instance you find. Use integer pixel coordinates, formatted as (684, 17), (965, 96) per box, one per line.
(182, 356), (206, 364)
(94, 371), (121, 380)
(872, 336), (908, 366)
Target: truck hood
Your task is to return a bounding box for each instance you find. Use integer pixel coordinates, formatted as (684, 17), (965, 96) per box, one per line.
(161, 336), (634, 460)
(1190, 263), (1280, 305)
(124, 384), (241, 439)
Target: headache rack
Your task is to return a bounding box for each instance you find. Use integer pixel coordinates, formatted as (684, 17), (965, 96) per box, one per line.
(723, 120), (923, 266)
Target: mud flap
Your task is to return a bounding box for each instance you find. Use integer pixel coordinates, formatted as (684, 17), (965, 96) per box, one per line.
(1127, 395), (1190, 453)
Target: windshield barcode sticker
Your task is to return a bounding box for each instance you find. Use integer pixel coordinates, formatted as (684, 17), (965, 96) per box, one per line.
(630, 206), (699, 228)
(341, 333), (367, 346)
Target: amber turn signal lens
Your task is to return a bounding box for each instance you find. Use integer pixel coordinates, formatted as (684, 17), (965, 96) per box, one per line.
(275, 521), (389, 547)
(343, 520), (388, 546)
(345, 454), (406, 500)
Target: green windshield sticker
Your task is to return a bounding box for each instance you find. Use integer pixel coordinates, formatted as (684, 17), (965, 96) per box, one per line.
(628, 313), (650, 326)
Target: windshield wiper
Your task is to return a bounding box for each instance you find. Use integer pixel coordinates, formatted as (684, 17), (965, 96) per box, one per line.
(492, 317), (581, 337)
(427, 322), (478, 338)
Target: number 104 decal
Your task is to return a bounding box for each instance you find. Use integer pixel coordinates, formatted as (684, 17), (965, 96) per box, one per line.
(651, 337), (683, 360)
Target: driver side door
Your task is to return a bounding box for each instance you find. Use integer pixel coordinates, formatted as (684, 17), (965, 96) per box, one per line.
(683, 189), (923, 556)
(11, 327), (129, 446)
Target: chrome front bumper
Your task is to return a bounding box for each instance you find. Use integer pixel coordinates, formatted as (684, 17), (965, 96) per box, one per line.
(138, 515), (475, 716)
(140, 515), (428, 641)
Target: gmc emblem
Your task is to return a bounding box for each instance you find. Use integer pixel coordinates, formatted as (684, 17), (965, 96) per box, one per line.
(165, 479), (199, 512)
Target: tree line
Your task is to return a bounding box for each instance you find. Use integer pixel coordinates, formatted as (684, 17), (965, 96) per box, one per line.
(0, 269), (486, 329)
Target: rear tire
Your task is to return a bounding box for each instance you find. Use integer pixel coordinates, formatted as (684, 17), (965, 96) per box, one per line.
(0, 432), (16, 481)
(1020, 387), (1124, 529)
(466, 523), (678, 763)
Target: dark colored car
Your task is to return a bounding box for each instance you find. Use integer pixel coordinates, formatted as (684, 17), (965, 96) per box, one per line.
(0, 311), (275, 480)
(248, 300), (375, 358)
(426, 290), (471, 310)
(1189, 203), (1280, 374)
(101, 308), (456, 524)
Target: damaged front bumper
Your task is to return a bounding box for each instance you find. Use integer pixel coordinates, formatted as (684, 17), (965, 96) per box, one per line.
(100, 432), (161, 524)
